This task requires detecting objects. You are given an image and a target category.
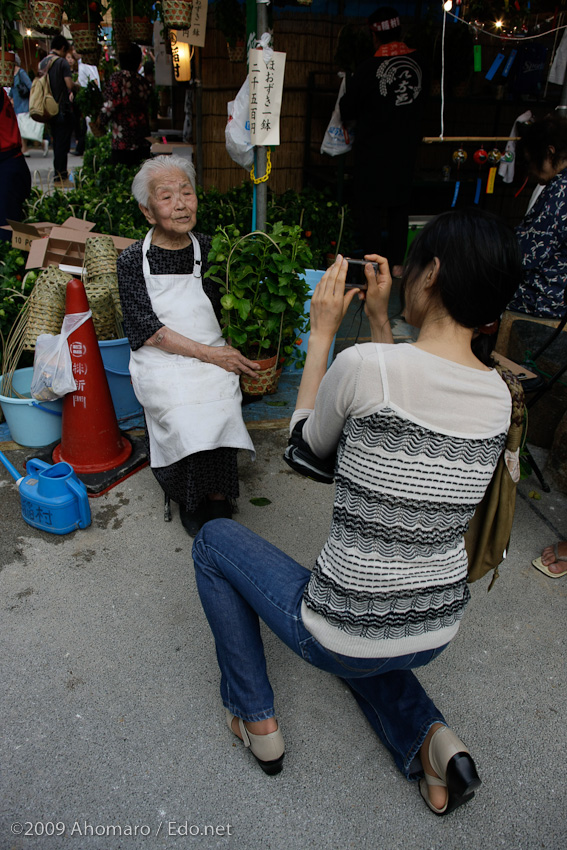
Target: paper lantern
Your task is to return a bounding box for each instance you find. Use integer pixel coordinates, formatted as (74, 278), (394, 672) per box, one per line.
(171, 37), (191, 82)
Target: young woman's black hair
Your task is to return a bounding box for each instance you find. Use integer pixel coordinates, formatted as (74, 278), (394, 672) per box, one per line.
(517, 114), (567, 172)
(401, 207), (523, 365)
(118, 43), (143, 74)
(368, 6), (403, 43)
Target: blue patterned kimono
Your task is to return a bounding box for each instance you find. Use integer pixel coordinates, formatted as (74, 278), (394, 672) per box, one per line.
(509, 169), (567, 318)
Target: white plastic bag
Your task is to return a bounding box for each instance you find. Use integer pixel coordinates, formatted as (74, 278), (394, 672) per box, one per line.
(320, 75), (354, 157)
(31, 311), (92, 401)
(225, 77), (254, 170)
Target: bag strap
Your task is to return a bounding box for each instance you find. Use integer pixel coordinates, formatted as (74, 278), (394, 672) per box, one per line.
(492, 361), (526, 452)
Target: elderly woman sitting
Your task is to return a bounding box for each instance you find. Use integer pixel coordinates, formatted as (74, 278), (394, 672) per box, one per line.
(117, 155), (258, 535)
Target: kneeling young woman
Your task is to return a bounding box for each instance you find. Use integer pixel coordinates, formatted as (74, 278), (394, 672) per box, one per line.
(192, 208), (522, 816)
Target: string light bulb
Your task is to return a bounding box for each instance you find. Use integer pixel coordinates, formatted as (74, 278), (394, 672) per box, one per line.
(443, 0), (453, 11)
(495, 19), (503, 29)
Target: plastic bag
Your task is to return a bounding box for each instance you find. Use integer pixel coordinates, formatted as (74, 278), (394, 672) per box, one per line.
(320, 75), (354, 157)
(225, 77), (254, 170)
(31, 311), (92, 401)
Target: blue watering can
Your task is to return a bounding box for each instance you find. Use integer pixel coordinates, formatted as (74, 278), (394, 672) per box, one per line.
(0, 451), (91, 535)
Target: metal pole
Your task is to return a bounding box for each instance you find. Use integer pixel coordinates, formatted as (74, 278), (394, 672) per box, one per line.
(556, 59), (567, 118)
(195, 47), (203, 186)
(255, 0), (269, 230)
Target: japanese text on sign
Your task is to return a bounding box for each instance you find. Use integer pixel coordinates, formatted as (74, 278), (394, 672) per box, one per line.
(248, 49), (286, 147)
(175, 0), (209, 49)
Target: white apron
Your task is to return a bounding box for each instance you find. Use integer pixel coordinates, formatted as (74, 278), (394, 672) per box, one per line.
(129, 228), (255, 468)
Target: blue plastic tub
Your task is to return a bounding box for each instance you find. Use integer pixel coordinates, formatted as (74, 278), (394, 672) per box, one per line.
(0, 368), (63, 447)
(284, 269), (336, 372)
(98, 338), (142, 421)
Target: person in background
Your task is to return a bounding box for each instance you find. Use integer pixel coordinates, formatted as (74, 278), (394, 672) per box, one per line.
(77, 47), (101, 90)
(39, 34), (74, 185)
(0, 88), (31, 240)
(9, 56), (31, 155)
(99, 42), (151, 167)
(508, 114), (567, 318)
(75, 47), (101, 148)
(340, 6), (425, 276)
(532, 541), (567, 577)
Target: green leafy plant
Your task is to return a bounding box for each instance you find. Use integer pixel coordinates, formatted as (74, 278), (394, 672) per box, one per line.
(63, 0), (104, 25)
(205, 222), (313, 365)
(108, 0), (153, 20)
(196, 183), (356, 270)
(74, 79), (103, 120)
(0, 242), (37, 371)
(1, 0), (25, 52)
(25, 135), (148, 239)
(213, 0), (246, 48)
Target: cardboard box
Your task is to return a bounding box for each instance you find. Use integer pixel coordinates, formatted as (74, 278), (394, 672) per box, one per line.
(3, 217), (95, 252)
(150, 141), (193, 160)
(26, 225), (136, 270)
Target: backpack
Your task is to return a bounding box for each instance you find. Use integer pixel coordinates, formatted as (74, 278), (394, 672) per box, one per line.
(464, 364), (526, 589)
(29, 57), (60, 123)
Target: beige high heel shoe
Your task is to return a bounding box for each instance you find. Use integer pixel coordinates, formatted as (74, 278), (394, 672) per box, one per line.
(419, 726), (481, 816)
(226, 710), (285, 775)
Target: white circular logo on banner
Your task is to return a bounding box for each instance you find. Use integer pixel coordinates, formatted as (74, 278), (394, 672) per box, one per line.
(376, 57), (422, 106)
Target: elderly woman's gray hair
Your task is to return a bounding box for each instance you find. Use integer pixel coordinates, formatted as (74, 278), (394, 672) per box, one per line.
(132, 155), (197, 208)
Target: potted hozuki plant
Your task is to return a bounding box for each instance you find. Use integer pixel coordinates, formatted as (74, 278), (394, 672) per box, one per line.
(205, 221), (313, 396)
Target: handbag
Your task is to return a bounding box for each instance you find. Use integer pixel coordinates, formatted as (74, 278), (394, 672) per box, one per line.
(320, 75), (355, 157)
(17, 112), (46, 143)
(225, 77), (254, 170)
(464, 364), (526, 588)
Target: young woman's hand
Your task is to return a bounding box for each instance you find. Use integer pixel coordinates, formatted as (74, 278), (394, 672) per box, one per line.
(309, 255), (359, 343)
(359, 254), (394, 343)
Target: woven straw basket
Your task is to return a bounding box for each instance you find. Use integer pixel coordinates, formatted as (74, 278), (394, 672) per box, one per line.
(32, 0), (63, 35)
(162, 0), (193, 29)
(113, 20), (131, 53)
(0, 53), (15, 88)
(240, 354), (279, 396)
(70, 26), (99, 55)
(23, 267), (70, 350)
(129, 18), (154, 45)
(84, 236), (123, 339)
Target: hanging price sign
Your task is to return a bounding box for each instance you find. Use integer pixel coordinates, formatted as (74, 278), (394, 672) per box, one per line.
(249, 48), (286, 147)
(175, 0), (209, 48)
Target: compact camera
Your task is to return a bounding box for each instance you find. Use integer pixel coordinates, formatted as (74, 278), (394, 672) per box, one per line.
(344, 259), (378, 290)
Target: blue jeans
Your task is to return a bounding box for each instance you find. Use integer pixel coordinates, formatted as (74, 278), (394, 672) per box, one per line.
(192, 519), (448, 780)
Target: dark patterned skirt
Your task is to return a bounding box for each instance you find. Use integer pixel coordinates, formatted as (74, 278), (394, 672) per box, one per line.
(144, 424), (240, 511)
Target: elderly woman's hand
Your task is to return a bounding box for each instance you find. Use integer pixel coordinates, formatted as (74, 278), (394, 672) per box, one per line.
(203, 344), (261, 377)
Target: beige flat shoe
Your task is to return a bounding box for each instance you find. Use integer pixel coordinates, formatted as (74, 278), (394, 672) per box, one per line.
(419, 726), (481, 816)
(225, 710), (285, 775)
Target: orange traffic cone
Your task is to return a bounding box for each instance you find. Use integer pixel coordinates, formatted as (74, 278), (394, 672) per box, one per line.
(50, 279), (146, 494)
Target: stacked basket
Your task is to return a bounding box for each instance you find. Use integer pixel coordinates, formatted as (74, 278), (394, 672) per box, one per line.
(83, 236), (123, 341)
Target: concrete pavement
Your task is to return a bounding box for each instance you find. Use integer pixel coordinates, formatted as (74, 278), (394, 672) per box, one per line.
(23, 144), (84, 191)
(3, 146), (566, 849)
(1, 426), (566, 850)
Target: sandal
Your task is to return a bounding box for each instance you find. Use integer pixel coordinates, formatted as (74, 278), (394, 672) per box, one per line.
(532, 542), (567, 578)
(419, 726), (481, 816)
(225, 710), (285, 775)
